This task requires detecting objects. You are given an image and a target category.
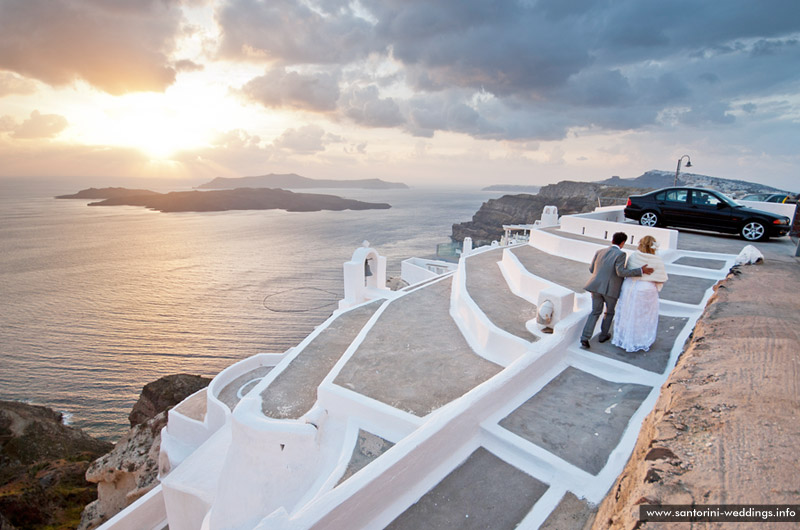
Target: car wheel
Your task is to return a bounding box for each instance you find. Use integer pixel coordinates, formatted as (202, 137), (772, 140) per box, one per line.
(639, 211), (659, 227)
(740, 220), (766, 241)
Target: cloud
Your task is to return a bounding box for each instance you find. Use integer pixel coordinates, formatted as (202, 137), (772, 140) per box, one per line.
(212, 0), (800, 144)
(272, 124), (330, 154)
(679, 102), (736, 126)
(0, 0), (189, 94)
(0, 115), (16, 132)
(0, 71), (37, 97)
(340, 86), (404, 128)
(174, 60), (205, 73)
(212, 129), (262, 149)
(216, 0), (376, 64)
(8, 110), (69, 139)
(239, 67), (340, 112)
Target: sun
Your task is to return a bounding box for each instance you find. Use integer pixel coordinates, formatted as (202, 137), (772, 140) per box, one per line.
(104, 96), (208, 160)
(62, 90), (215, 161)
(122, 115), (191, 160)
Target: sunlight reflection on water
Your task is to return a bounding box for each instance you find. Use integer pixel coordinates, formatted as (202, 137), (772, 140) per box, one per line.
(0, 181), (500, 440)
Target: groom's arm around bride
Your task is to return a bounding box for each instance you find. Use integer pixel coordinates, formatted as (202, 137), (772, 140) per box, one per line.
(579, 232), (654, 349)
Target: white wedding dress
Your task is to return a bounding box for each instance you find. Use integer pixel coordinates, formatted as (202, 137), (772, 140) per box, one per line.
(612, 278), (660, 352)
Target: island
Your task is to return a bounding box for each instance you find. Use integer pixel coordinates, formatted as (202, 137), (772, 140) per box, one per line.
(481, 185), (541, 193)
(196, 173), (409, 190)
(56, 187), (391, 213)
(56, 187), (162, 199)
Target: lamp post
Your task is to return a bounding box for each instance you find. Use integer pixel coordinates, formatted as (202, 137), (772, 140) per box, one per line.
(674, 154), (692, 186)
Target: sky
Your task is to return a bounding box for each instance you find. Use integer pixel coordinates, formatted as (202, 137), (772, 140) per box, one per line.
(0, 0), (799, 190)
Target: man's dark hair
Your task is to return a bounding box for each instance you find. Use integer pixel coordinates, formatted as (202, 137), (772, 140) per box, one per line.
(612, 232), (628, 246)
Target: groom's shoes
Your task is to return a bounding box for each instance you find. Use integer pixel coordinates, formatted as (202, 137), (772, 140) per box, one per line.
(580, 339), (591, 349)
(598, 334), (611, 343)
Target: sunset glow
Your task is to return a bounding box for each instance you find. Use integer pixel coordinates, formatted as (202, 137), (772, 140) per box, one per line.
(0, 0), (798, 189)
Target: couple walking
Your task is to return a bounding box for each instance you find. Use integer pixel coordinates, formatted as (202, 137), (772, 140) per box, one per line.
(580, 232), (668, 352)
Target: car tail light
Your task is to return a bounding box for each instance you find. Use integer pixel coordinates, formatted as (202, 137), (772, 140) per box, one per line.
(626, 198), (631, 207)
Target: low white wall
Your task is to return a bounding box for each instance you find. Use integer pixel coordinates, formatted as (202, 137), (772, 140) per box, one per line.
(163, 353), (286, 474)
(529, 229), (602, 264)
(449, 250), (532, 367)
(98, 485), (167, 530)
(500, 249), (575, 326)
(401, 257), (456, 286)
(738, 200), (796, 219)
(561, 207), (679, 250)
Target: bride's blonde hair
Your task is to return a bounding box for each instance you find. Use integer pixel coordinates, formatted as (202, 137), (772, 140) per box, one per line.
(638, 235), (657, 254)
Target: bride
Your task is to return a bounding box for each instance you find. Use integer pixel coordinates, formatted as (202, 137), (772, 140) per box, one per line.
(612, 235), (668, 352)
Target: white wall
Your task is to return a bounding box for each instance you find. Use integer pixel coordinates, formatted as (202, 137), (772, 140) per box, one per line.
(738, 200), (796, 219)
(561, 207), (679, 250)
(401, 257), (456, 286)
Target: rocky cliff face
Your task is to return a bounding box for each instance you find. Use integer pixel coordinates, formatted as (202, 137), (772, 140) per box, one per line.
(78, 413), (167, 530)
(79, 374), (211, 530)
(451, 193), (594, 244)
(0, 401), (113, 529)
(128, 374), (211, 427)
(451, 183), (644, 245)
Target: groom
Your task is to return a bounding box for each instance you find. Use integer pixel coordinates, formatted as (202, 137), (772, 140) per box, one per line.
(580, 232), (653, 349)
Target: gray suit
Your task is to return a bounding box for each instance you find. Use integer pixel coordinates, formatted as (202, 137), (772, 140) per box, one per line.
(580, 245), (643, 341)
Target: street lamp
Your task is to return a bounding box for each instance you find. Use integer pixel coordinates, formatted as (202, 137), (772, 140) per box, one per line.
(674, 154), (692, 186)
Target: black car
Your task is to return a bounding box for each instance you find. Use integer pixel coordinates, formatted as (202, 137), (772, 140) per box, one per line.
(624, 187), (792, 241)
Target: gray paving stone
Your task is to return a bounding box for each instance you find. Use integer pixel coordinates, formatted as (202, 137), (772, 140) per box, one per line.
(587, 316), (689, 373)
(336, 430), (395, 486)
(539, 491), (597, 530)
(334, 278), (502, 416)
(465, 248), (539, 341)
(672, 256), (727, 269)
(499, 367), (651, 475)
(385, 447), (548, 530)
(510, 244), (589, 293)
(659, 274), (717, 305)
(261, 301), (382, 419)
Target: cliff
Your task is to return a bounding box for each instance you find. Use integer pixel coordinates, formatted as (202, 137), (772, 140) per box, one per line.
(197, 173), (409, 190)
(79, 374), (211, 530)
(59, 187), (392, 213)
(0, 401), (113, 530)
(452, 183), (643, 244)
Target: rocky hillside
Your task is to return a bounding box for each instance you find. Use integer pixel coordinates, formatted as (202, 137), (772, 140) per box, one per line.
(452, 183), (643, 244)
(79, 374), (211, 530)
(599, 170), (790, 195)
(453, 169), (789, 245)
(0, 401), (113, 530)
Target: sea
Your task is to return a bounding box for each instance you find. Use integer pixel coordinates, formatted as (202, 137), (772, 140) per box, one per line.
(0, 178), (502, 441)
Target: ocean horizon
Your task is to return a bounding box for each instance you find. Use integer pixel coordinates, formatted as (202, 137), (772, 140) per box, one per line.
(0, 178), (502, 440)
